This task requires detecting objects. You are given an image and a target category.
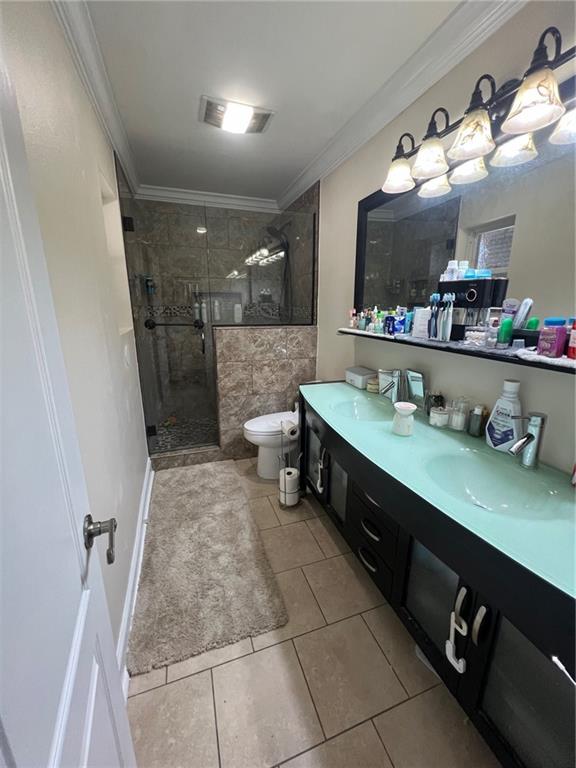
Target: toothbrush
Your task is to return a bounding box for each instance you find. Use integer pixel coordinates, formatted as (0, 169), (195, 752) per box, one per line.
(429, 293), (440, 339)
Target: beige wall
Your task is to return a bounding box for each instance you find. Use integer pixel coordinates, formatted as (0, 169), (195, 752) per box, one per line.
(4, 2), (149, 640)
(318, 1), (575, 472)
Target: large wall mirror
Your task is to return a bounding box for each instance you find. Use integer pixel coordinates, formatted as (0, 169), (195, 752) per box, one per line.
(355, 85), (575, 322)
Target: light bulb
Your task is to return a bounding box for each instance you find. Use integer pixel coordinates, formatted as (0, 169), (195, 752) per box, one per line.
(450, 157), (488, 185)
(448, 108), (495, 161)
(381, 157), (415, 194)
(549, 108), (576, 145)
(502, 67), (565, 134)
(412, 137), (449, 179)
(417, 174), (451, 198)
(222, 102), (254, 134)
(490, 134), (538, 167)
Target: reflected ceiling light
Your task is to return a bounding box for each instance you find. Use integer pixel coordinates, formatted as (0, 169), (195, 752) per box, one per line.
(502, 27), (566, 134)
(450, 157), (488, 185)
(549, 108), (576, 144)
(221, 101), (255, 134)
(490, 133), (538, 167)
(448, 75), (496, 161)
(381, 133), (416, 194)
(417, 174), (451, 198)
(412, 108), (450, 179)
(196, 226), (207, 234)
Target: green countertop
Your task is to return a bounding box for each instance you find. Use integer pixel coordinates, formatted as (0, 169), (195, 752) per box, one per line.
(300, 382), (576, 598)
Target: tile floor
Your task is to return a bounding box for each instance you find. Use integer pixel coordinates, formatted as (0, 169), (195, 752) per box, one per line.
(127, 458), (499, 768)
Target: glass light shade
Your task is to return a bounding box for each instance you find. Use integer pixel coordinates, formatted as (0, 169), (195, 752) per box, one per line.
(490, 133), (538, 167)
(417, 174), (451, 198)
(450, 157), (488, 185)
(412, 137), (449, 179)
(501, 67), (566, 134)
(447, 108), (495, 161)
(549, 108), (576, 145)
(381, 157), (415, 193)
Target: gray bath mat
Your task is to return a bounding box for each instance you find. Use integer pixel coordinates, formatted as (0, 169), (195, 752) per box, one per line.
(127, 461), (287, 675)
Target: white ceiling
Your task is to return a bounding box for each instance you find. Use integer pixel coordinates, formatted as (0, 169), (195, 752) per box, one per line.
(87, 1), (462, 201)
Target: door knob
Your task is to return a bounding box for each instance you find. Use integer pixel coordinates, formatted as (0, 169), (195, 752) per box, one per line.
(83, 515), (117, 564)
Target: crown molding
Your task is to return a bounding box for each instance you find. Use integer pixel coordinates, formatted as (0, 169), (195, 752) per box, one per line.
(277, 0), (527, 209)
(51, 0), (140, 191)
(135, 184), (280, 214)
(53, 0), (526, 211)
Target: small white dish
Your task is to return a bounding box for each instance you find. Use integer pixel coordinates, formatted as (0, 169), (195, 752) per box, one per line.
(392, 401), (417, 436)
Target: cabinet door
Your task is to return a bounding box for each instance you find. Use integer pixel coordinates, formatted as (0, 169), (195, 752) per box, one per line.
(327, 456), (347, 523)
(401, 538), (470, 689)
(305, 426), (325, 498)
(472, 614), (575, 768)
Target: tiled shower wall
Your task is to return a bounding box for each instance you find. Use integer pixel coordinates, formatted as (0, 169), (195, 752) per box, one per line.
(215, 326), (317, 459)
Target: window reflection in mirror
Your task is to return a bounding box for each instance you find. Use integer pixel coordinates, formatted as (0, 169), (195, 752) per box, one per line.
(358, 136), (575, 319)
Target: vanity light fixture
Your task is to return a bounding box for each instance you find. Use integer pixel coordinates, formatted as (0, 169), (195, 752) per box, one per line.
(502, 27), (566, 134)
(196, 226), (207, 235)
(382, 133), (416, 193)
(549, 108), (576, 144)
(490, 133), (538, 167)
(258, 250), (285, 266)
(448, 75), (496, 161)
(450, 156), (489, 185)
(245, 247), (270, 266)
(412, 108), (450, 179)
(417, 173), (451, 198)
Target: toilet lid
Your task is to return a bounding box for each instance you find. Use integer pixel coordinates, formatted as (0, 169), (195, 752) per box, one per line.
(244, 411), (298, 435)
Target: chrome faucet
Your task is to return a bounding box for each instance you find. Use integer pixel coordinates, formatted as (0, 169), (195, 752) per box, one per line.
(378, 369), (403, 403)
(378, 369), (426, 408)
(508, 412), (547, 469)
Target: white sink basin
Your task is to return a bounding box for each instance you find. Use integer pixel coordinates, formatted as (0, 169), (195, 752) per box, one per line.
(425, 450), (569, 519)
(331, 395), (391, 421)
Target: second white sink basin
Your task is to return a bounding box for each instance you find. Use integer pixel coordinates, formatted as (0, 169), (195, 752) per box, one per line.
(425, 450), (568, 519)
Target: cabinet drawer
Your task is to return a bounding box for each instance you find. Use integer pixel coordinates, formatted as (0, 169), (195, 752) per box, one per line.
(346, 524), (393, 599)
(348, 490), (397, 566)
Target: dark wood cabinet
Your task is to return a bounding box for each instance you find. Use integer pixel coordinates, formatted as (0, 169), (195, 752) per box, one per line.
(299, 393), (575, 768)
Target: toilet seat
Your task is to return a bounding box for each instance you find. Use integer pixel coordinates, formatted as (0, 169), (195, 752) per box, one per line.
(244, 410), (298, 436)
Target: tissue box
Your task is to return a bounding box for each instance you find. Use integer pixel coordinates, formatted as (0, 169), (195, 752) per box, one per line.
(345, 366), (377, 389)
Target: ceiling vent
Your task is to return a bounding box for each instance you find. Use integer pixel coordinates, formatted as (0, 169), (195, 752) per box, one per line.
(200, 96), (273, 134)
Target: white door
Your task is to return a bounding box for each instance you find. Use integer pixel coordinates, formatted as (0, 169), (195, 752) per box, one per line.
(0, 61), (135, 768)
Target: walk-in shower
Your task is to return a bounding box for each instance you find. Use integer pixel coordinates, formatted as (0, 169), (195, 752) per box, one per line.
(117, 164), (316, 455)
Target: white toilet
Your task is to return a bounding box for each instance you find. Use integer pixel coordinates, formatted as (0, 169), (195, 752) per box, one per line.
(244, 410), (299, 480)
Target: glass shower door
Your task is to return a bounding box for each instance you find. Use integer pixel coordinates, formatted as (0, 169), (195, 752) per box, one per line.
(117, 163), (218, 454)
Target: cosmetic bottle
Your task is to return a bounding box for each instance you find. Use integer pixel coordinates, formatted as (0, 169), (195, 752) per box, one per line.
(537, 318), (567, 358)
(486, 380), (522, 452)
(566, 319), (576, 360)
(457, 261), (469, 279)
(201, 299), (208, 323)
(213, 299), (221, 322)
(194, 300), (201, 321)
(234, 303), (243, 323)
(468, 405), (488, 437)
(496, 317), (514, 348)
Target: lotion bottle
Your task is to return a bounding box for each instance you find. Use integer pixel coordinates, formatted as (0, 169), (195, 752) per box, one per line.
(486, 380), (522, 452)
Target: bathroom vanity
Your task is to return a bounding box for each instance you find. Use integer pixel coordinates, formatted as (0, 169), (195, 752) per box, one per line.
(299, 381), (575, 768)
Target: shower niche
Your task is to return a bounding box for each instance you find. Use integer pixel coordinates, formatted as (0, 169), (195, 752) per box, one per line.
(117, 168), (316, 455)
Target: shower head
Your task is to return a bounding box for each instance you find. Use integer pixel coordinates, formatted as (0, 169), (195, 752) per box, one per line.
(266, 223), (290, 248)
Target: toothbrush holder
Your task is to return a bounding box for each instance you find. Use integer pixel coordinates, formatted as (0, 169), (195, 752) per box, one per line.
(392, 402), (417, 437)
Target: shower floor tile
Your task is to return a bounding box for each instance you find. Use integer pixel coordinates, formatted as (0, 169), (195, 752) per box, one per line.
(149, 415), (218, 453)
